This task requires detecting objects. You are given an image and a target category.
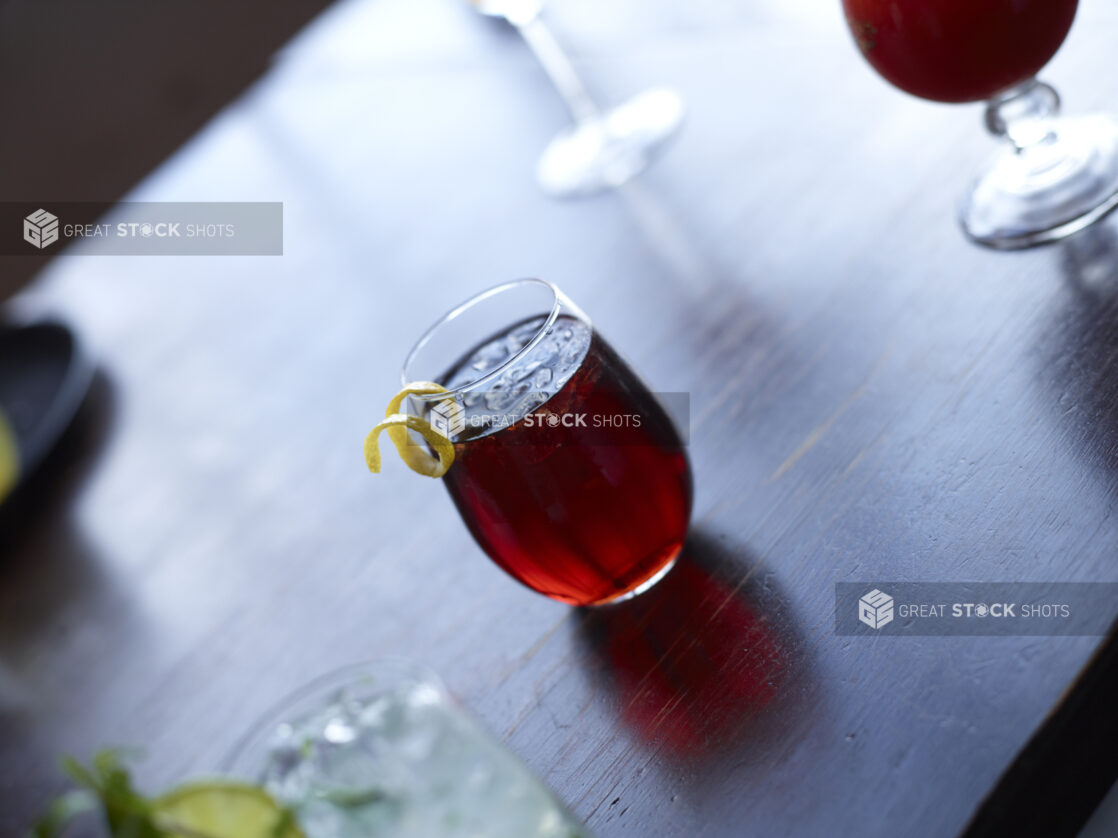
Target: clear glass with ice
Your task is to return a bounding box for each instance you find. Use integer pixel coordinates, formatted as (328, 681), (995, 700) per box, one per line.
(224, 661), (591, 838)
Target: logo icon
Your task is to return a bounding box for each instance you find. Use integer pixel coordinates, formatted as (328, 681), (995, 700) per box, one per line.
(429, 398), (465, 440)
(858, 589), (894, 629)
(24, 208), (59, 249)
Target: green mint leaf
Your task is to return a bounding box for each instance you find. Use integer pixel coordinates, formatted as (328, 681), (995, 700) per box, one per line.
(61, 757), (99, 791)
(46, 751), (167, 838)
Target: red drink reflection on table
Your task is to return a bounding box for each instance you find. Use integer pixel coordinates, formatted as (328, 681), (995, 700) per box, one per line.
(405, 280), (692, 607)
(842, 0), (1077, 103)
(602, 557), (786, 754)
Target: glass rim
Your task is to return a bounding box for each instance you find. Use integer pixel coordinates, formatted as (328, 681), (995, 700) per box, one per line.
(220, 658), (445, 775)
(400, 277), (563, 400)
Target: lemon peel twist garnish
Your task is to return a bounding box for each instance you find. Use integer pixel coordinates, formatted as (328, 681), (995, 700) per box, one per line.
(364, 381), (456, 478)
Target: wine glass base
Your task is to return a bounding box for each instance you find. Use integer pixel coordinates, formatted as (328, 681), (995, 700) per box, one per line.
(960, 114), (1118, 250)
(536, 88), (685, 198)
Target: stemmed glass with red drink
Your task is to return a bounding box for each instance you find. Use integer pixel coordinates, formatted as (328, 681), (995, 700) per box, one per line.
(400, 279), (692, 606)
(842, 0), (1118, 248)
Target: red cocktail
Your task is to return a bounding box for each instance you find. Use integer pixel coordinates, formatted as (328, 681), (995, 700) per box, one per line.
(403, 279), (691, 606)
(841, 0), (1118, 248)
(843, 0), (1077, 104)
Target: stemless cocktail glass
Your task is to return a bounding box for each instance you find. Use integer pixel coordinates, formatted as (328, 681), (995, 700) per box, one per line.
(224, 661), (592, 838)
(842, 0), (1118, 249)
(401, 279), (692, 606)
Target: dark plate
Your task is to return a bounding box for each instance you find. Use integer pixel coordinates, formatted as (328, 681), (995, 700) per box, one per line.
(0, 322), (93, 499)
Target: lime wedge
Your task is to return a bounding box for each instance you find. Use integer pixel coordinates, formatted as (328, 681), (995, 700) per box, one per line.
(364, 381), (456, 478)
(153, 781), (304, 838)
(0, 408), (19, 503)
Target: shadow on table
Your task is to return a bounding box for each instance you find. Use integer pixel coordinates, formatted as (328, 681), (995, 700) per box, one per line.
(0, 371), (119, 832)
(0, 369), (116, 545)
(1046, 223), (1118, 490)
(0, 369), (118, 675)
(575, 529), (812, 764)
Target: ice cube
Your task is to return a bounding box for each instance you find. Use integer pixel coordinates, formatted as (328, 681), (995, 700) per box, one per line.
(532, 338), (560, 366)
(324, 717), (357, 744)
(513, 361), (543, 383)
(509, 317), (545, 345)
(488, 381), (531, 415)
(509, 392), (549, 422)
(560, 329), (590, 366)
(469, 342), (509, 374)
(531, 367), (553, 389)
(485, 386), (512, 410)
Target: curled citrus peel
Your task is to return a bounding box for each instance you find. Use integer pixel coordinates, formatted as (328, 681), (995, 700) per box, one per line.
(364, 381), (456, 478)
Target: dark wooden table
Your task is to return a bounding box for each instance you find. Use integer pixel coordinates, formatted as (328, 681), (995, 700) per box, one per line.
(3, 0), (1118, 835)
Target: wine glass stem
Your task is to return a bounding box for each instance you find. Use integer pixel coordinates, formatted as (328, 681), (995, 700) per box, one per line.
(514, 16), (601, 126)
(984, 78), (1060, 153)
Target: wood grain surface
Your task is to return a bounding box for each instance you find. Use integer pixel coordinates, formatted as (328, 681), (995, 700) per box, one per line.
(2, 0), (1118, 835)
